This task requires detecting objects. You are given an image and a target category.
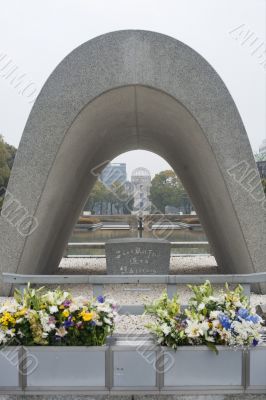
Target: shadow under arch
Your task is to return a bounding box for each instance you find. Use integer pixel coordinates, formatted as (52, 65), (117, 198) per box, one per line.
(0, 30), (265, 294)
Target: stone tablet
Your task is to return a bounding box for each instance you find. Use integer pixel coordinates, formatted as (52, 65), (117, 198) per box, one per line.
(105, 238), (171, 275)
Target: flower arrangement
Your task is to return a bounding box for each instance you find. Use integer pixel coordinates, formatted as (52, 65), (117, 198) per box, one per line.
(0, 285), (117, 346)
(145, 281), (264, 353)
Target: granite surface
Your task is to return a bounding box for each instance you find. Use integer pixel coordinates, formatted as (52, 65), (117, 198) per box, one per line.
(0, 30), (265, 296)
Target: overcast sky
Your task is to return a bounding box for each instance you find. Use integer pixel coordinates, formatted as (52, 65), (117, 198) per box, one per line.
(0, 0), (265, 177)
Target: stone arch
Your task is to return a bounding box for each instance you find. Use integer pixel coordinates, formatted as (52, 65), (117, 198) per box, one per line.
(0, 30), (265, 294)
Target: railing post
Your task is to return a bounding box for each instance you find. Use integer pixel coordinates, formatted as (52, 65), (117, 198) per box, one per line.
(241, 284), (251, 299)
(93, 284), (104, 298)
(167, 284), (177, 299)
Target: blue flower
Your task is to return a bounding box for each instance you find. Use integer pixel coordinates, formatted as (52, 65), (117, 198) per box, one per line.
(97, 295), (105, 303)
(218, 313), (231, 330)
(253, 338), (259, 346)
(237, 308), (249, 320)
(247, 314), (261, 324)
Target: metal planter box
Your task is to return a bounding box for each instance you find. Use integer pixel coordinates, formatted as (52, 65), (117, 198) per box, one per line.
(111, 338), (158, 390)
(24, 346), (108, 390)
(0, 342), (265, 394)
(247, 346), (266, 391)
(0, 346), (21, 390)
(162, 346), (244, 390)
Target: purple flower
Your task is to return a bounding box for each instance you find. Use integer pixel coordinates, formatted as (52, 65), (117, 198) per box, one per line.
(64, 316), (74, 328)
(253, 338), (259, 346)
(97, 295), (105, 303)
(63, 300), (72, 307)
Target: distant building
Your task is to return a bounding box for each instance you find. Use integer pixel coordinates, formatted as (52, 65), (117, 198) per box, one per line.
(259, 138), (266, 155)
(100, 163), (127, 187)
(255, 138), (266, 179)
(90, 163), (128, 215)
(131, 167), (151, 215)
(257, 160), (266, 179)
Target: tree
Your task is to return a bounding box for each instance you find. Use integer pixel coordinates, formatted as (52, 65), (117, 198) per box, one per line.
(150, 170), (189, 213)
(262, 178), (266, 195)
(84, 181), (108, 214)
(0, 135), (17, 210)
(84, 180), (134, 215)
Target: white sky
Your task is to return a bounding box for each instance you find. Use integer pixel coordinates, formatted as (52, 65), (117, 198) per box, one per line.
(0, 0), (265, 177)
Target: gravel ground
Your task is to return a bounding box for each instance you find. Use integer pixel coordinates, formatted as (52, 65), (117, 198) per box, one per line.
(1, 256), (265, 334)
(58, 255), (219, 275)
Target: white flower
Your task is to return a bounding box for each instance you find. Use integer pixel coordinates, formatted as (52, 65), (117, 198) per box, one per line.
(161, 323), (171, 335)
(201, 321), (210, 332)
(97, 304), (112, 313)
(208, 296), (220, 302)
(0, 300), (19, 314)
(0, 330), (7, 344)
(39, 311), (55, 332)
(198, 303), (205, 311)
(6, 329), (15, 338)
(55, 327), (68, 337)
(212, 319), (221, 328)
(49, 305), (58, 314)
(185, 321), (202, 338)
(210, 311), (219, 320)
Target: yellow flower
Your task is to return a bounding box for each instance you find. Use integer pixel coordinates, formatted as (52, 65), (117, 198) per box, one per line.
(15, 308), (27, 317)
(80, 311), (94, 322)
(59, 305), (65, 310)
(0, 312), (16, 326)
(62, 310), (70, 318)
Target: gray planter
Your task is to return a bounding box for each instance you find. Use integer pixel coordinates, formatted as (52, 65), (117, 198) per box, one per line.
(24, 346), (107, 390)
(0, 346), (21, 389)
(0, 342), (265, 394)
(111, 338), (158, 389)
(247, 346), (266, 390)
(162, 346), (244, 390)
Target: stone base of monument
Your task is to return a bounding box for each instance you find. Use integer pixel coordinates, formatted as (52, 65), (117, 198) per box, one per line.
(105, 238), (171, 275)
(0, 340), (266, 395)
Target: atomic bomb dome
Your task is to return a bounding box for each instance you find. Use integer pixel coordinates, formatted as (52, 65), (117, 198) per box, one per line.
(131, 167), (151, 178)
(131, 167), (151, 214)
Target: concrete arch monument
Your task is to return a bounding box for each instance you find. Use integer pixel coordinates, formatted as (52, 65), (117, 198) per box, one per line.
(0, 30), (265, 294)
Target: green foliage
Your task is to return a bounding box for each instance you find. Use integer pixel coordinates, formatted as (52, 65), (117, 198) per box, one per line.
(0, 135), (17, 210)
(85, 180), (133, 215)
(150, 170), (189, 213)
(14, 283), (46, 310)
(145, 291), (188, 349)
